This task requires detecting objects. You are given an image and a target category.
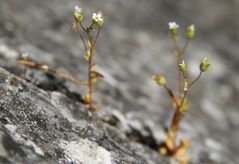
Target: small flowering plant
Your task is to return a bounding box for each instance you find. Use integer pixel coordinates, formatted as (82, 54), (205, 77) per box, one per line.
(18, 6), (104, 111)
(153, 22), (211, 164)
(73, 6), (104, 111)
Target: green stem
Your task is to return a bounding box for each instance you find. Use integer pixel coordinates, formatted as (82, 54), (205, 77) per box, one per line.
(93, 27), (101, 49)
(189, 71), (203, 88)
(180, 91), (187, 108)
(79, 22), (87, 32)
(181, 38), (190, 56)
(88, 48), (93, 110)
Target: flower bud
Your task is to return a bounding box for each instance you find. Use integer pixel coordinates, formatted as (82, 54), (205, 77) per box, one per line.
(74, 6), (83, 22)
(183, 78), (188, 91)
(153, 74), (166, 86)
(180, 98), (189, 112)
(21, 53), (29, 60)
(185, 24), (195, 39)
(200, 57), (211, 72)
(179, 60), (187, 72)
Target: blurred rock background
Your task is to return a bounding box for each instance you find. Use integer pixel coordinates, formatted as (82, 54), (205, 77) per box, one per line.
(0, 0), (238, 163)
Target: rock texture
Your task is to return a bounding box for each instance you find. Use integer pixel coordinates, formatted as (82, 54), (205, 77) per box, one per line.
(0, 68), (168, 163)
(0, 0), (239, 163)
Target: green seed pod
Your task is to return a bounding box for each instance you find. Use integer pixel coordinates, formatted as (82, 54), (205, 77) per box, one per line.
(153, 74), (166, 86)
(179, 60), (187, 72)
(200, 57), (211, 72)
(185, 24), (195, 39)
(183, 78), (188, 91)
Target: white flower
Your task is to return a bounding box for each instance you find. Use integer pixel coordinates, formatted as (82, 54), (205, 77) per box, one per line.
(168, 22), (179, 30)
(92, 11), (104, 26)
(74, 6), (83, 22)
(75, 6), (82, 13)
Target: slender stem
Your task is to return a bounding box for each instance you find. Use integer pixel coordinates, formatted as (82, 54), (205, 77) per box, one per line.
(170, 109), (183, 134)
(172, 37), (191, 98)
(78, 22), (101, 110)
(177, 58), (182, 97)
(189, 71), (202, 88)
(80, 35), (87, 52)
(180, 91), (188, 108)
(171, 36), (180, 53)
(164, 85), (180, 109)
(88, 22), (94, 30)
(171, 36), (183, 97)
(79, 22), (87, 32)
(78, 21), (94, 109)
(93, 27), (101, 49)
(182, 71), (187, 79)
(55, 71), (87, 86)
(88, 51), (93, 110)
(178, 40), (190, 97)
(169, 91), (188, 137)
(181, 38), (190, 56)
(75, 23), (87, 52)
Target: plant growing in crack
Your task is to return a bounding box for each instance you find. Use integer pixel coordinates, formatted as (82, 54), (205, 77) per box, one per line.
(72, 6), (104, 111)
(153, 22), (211, 164)
(18, 6), (104, 111)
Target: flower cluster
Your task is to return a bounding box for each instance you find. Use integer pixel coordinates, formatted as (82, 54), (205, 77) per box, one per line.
(92, 11), (104, 26)
(74, 5), (104, 27)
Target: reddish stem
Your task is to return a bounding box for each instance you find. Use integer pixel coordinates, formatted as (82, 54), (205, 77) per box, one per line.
(88, 51), (93, 110)
(164, 85), (180, 109)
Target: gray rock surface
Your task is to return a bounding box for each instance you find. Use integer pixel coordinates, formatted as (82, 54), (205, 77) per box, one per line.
(0, 0), (239, 163)
(0, 67), (168, 164)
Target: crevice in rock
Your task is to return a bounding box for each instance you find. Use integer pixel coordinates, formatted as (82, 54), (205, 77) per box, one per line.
(126, 125), (159, 151)
(2, 134), (26, 157)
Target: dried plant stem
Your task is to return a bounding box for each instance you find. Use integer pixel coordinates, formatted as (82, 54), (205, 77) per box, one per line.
(17, 60), (87, 85)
